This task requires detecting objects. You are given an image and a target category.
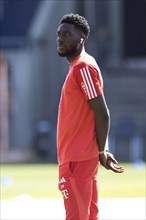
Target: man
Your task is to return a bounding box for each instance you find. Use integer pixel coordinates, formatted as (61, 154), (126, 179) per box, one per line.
(56, 13), (124, 220)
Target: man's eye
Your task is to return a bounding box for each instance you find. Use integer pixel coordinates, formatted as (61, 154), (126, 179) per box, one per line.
(64, 33), (69, 37)
(57, 32), (70, 38)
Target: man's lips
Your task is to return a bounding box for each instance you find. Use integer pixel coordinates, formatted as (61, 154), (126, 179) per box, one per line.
(57, 44), (65, 49)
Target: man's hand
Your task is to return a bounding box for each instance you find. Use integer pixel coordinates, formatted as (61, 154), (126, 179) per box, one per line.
(99, 151), (124, 173)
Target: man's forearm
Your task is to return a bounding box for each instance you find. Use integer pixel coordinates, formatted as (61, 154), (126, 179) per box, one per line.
(88, 95), (110, 153)
(94, 110), (110, 152)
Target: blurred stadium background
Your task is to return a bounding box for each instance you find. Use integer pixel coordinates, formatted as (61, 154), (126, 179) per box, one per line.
(0, 0), (145, 164)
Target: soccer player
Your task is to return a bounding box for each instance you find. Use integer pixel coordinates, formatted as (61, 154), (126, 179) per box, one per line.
(56, 13), (124, 220)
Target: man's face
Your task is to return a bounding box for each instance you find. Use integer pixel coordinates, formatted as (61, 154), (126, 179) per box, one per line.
(56, 23), (82, 57)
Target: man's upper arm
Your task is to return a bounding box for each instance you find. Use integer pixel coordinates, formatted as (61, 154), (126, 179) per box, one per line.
(74, 65), (103, 101)
(88, 95), (109, 117)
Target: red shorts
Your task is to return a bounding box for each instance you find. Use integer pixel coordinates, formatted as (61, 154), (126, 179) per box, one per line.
(58, 157), (99, 220)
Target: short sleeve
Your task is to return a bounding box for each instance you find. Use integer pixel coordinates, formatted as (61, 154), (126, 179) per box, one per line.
(75, 65), (103, 100)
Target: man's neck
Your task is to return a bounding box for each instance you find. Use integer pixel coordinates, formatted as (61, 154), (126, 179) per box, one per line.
(66, 46), (85, 64)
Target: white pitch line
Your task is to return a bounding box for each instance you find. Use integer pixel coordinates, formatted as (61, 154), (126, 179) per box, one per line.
(0, 197), (145, 220)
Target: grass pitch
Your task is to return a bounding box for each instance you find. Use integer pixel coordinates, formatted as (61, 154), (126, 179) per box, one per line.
(1, 163), (145, 200)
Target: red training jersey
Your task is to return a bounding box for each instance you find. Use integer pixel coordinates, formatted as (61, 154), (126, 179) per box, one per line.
(57, 51), (103, 165)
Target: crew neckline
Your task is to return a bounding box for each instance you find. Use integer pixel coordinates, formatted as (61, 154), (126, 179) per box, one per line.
(70, 51), (85, 67)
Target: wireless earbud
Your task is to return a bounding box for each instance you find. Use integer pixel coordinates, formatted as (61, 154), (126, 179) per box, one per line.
(80, 38), (84, 43)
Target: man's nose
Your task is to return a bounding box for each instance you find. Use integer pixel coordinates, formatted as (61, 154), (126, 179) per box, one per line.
(58, 38), (64, 43)
(57, 35), (65, 42)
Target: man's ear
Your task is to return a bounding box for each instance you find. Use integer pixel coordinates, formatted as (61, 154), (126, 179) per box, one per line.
(80, 35), (86, 44)
(80, 38), (84, 43)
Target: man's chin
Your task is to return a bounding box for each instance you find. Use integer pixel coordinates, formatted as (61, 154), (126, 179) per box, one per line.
(57, 49), (76, 57)
(58, 52), (66, 57)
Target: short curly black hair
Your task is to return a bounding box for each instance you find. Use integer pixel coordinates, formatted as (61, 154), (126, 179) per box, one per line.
(59, 13), (90, 38)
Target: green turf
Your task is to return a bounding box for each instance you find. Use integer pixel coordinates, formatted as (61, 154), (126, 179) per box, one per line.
(1, 163), (145, 200)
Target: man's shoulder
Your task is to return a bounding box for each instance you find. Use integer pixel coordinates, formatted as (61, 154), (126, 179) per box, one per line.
(73, 52), (95, 68)
(72, 52), (100, 74)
